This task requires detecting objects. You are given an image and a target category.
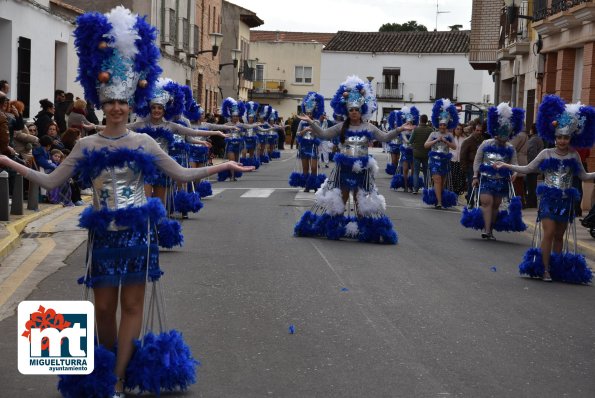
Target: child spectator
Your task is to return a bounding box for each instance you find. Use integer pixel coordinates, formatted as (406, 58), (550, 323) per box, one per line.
(47, 149), (74, 206)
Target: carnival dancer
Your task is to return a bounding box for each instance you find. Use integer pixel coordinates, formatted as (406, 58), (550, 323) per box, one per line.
(128, 78), (227, 205)
(217, 97), (249, 181)
(258, 107), (282, 159)
(461, 102), (526, 240)
(495, 95), (595, 283)
(294, 75), (413, 243)
(256, 105), (271, 163)
(240, 100), (261, 168)
(385, 110), (401, 176)
(289, 91), (326, 191)
(0, 7), (254, 398)
(318, 113), (335, 167)
(389, 106), (420, 192)
(422, 99), (458, 208)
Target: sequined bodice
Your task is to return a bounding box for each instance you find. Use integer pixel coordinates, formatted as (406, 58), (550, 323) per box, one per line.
(544, 164), (573, 190)
(230, 131), (242, 139)
(431, 137), (449, 153)
(245, 128), (256, 137)
(341, 135), (369, 157)
(401, 134), (411, 148)
(155, 137), (169, 153)
(92, 165), (146, 212)
(302, 131), (315, 140)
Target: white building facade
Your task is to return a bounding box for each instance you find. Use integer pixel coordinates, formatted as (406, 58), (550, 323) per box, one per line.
(321, 31), (494, 123)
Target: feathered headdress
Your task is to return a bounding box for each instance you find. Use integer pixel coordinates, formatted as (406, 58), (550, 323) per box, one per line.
(330, 76), (377, 121)
(487, 102), (525, 139)
(396, 106), (420, 127)
(244, 101), (260, 121)
(180, 86), (203, 121)
(301, 92), (325, 119)
(431, 98), (459, 129)
(259, 105), (273, 121)
(536, 95), (595, 148)
(387, 110), (399, 130)
(136, 78), (185, 120)
(268, 109), (278, 122)
(221, 97), (245, 119)
(73, 6), (161, 111)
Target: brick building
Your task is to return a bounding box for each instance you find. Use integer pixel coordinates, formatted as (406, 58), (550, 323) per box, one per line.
(194, 0), (222, 114)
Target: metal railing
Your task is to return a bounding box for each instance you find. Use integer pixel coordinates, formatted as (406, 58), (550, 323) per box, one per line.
(430, 84), (458, 101)
(252, 79), (286, 93)
(500, 2), (530, 48)
(533, 0), (592, 22)
(376, 82), (404, 100)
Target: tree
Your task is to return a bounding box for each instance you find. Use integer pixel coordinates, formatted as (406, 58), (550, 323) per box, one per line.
(449, 24), (463, 31)
(379, 21), (428, 32)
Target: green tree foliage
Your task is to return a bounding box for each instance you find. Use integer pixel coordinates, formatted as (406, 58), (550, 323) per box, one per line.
(379, 21), (428, 32)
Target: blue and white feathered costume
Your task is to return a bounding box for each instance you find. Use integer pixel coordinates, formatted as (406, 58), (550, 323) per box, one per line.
(460, 102), (526, 232)
(507, 95), (595, 283)
(388, 106), (420, 189)
(294, 76), (402, 244)
(265, 109), (282, 159)
(184, 99), (213, 198)
(218, 97), (246, 181)
(289, 92), (327, 189)
(257, 104), (272, 163)
(53, 7), (198, 398)
(422, 99), (459, 208)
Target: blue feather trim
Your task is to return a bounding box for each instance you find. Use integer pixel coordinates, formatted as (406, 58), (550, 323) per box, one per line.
(297, 135), (322, 146)
(385, 163), (397, 175)
(314, 214), (347, 240)
(75, 147), (158, 188)
(572, 104), (595, 148)
(136, 126), (175, 147)
(497, 196), (527, 232)
(536, 184), (579, 201)
(260, 154), (270, 163)
(270, 150), (281, 159)
(537, 95), (566, 144)
(217, 170), (243, 181)
(239, 156), (260, 169)
(519, 248), (545, 278)
(334, 154), (370, 169)
(461, 207), (484, 230)
(550, 252), (592, 284)
(429, 151), (453, 160)
(294, 211), (320, 237)
(479, 164), (512, 178)
(173, 190), (203, 213)
(305, 174), (325, 190)
(538, 157), (580, 174)
(301, 92), (325, 119)
(197, 181), (212, 198)
(422, 188), (437, 205)
(483, 144), (514, 159)
(388, 110), (398, 130)
(432, 99), (459, 129)
(126, 330), (199, 394)
(132, 16), (162, 114)
(58, 344), (117, 398)
(157, 218), (184, 248)
(79, 198), (165, 233)
(357, 215), (398, 244)
(289, 172), (306, 187)
(162, 81), (185, 121)
(390, 174), (404, 189)
(442, 189), (458, 208)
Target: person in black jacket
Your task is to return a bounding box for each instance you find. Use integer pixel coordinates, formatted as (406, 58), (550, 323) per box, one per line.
(34, 99), (55, 138)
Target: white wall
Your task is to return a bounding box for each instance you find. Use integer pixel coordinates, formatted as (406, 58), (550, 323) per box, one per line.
(0, 1), (83, 117)
(321, 51), (494, 119)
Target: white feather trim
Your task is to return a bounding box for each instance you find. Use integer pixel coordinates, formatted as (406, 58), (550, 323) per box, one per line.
(442, 98), (451, 110)
(566, 102), (582, 115)
(345, 221), (359, 238)
(356, 190), (386, 216)
(401, 106), (410, 114)
(106, 6), (140, 58)
(352, 160), (364, 173)
(314, 187), (345, 216)
(367, 157), (379, 175)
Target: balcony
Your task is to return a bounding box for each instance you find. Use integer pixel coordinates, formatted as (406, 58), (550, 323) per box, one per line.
(251, 79), (288, 99)
(430, 84), (458, 101)
(533, 0), (594, 34)
(499, 2), (530, 54)
(376, 82), (404, 100)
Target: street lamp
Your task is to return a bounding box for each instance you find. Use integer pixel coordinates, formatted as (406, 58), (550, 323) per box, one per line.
(246, 58), (258, 69)
(198, 32), (223, 56)
(219, 49), (241, 71)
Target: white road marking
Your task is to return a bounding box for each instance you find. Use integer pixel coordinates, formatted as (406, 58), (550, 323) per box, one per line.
(241, 188), (275, 198)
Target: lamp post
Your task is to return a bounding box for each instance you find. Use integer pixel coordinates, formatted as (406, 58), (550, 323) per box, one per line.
(219, 48), (241, 71)
(197, 32), (223, 57)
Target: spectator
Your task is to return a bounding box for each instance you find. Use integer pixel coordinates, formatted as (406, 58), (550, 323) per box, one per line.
(450, 123), (467, 195)
(0, 104), (13, 157)
(14, 120), (39, 166)
(54, 90), (68, 133)
(409, 114), (433, 193)
(67, 98), (96, 136)
(34, 99), (55, 138)
(46, 121), (65, 150)
(290, 114), (300, 149)
(0, 80), (9, 96)
(61, 127), (81, 151)
(525, 123), (543, 208)
(460, 121), (487, 203)
(33, 135), (56, 172)
(510, 127), (529, 206)
(46, 149), (74, 206)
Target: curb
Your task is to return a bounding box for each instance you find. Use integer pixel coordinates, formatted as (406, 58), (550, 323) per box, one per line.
(522, 217), (595, 260)
(0, 205), (59, 260)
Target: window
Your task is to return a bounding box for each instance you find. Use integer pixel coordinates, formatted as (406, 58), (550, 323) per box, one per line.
(435, 69), (455, 99)
(255, 64), (264, 82)
(383, 68), (400, 90)
(295, 66), (312, 84)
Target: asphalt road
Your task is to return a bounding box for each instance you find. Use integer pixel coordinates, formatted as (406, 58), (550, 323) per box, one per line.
(1, 149), (594, 397)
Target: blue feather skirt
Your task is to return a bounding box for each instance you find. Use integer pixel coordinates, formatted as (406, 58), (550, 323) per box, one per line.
(460, 197), (526, 232)
(388, 143), (400, 154)
(244, 136), (258, 150)
(537, 185), (579, 223)
(422, 188), (458, 208)
(58, 344), (117, 398)
(479, 177), (509, 197)
(224, 138), (243, 155)
(188, 145), (208, 163)
(298, 140), (319, 159)
(288, 172), (325, 189)
(197, 181), (212, 198)
(385, 163), (397, 176)
(399, 146), (413, 163)
(429, 152), (452, 176)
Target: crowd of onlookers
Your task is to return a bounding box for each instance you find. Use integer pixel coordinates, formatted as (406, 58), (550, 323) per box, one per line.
(0, 82), (100, 207)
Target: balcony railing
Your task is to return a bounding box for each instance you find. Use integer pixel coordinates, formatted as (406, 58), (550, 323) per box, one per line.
(376, 82), (404, 100)
(533, 0), (592, 22)
(430, 84), (458, 101)
(252, 79), (286, 94)
(499, 2), (530, 48)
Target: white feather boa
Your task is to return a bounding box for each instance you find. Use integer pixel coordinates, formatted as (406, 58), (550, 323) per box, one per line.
(356, 189), (386, 216)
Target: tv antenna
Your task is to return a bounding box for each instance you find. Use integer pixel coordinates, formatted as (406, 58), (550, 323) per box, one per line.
(435, 0), (450, 31)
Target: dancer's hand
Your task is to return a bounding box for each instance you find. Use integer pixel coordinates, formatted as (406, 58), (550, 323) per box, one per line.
(216, 131), (229, 138)
(227, 161), (255, 172)
(297, 114), (312, 123)
(0, 154), (10, 166)
(472, 177), (479, 187)
(401, 122), (414, 131)
(493, 161), (506, 169)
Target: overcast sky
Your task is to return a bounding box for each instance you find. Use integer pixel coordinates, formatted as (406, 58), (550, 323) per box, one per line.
(227, 0), (473, 33)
